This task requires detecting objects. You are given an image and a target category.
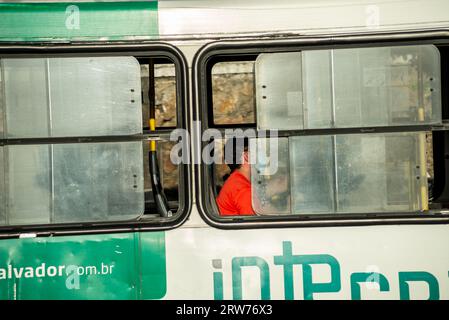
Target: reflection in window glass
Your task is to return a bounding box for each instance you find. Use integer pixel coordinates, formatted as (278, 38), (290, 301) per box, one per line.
(2, 57), (142, 138)
(252, 133), (426, 215)
(212, 61), (256, 125)
(6, 142), (144, 225)
(256, 45), (441, 130)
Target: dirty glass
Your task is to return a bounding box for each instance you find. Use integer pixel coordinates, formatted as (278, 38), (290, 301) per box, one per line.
(290, 136), (334, 214)
(333, 46), (441, 127)
(302, 50), (333, 128)
(252, 133), (426, 215)
(255, 52), (303, 130)
(7, 145), (51, 225)
(2, 57), (142, 138)
(251, 138), (290, 215)
(6, 142), (144, 225)
(3, 58), (49, 138)
(255, 45), (441, 130)
(336, 133), (422, 213)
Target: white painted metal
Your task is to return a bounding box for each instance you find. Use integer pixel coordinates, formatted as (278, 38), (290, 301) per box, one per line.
(161, 0), (449, 300)
(159, 0), (449, 38)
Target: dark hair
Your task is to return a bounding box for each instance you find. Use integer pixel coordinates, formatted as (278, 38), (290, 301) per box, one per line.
(223, 137), (249, 172)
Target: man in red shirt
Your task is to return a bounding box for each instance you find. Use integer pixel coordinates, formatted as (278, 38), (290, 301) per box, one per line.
(216, 137), (256, 216)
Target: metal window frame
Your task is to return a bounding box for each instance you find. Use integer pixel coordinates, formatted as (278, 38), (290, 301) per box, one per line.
(0, 42), (192, 238)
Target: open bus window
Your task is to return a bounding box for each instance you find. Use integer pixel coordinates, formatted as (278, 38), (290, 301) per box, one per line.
(141, 63), (177, 128)
(212, 61), (256, 125)
(208, 44), (442, 218)
(0, 56), (181, 226)
(139, 59), (180, 216)
(143, 140), (179, 215)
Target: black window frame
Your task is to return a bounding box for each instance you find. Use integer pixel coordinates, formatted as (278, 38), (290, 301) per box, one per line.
(0, 42), (192, 238)
(194, 30), (449, 229)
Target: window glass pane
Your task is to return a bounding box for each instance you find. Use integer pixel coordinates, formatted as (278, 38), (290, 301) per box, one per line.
(255, 52), (303, 130)
(8, 144), (51, 225)
(336, 133), (422, 213)
(290, 136), (334, 214)
(251, 133), (427, 215)
(3, 57), (142, 138)
(52, 142), (144, 223)
(333, 48), (366, 127)
(212, 61), (256, 125)
(303, 51), (332, 128)
(334, 46), (441, 127)
(255, 45), (441, 130)
(251, 138), (290, 215)
(3, 59), (50, 138)
(6, 141), (143, 225)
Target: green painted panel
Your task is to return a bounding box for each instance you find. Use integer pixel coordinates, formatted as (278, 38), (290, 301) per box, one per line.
(0, 232), (166, 300)
(140, 232), (167, 299)
(0, 1), (158, 42)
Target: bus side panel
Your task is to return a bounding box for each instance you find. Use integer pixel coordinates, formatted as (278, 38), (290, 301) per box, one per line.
(0, 232), (167, 300)
(164, 223), (449, 300)
(0, 1), (159, 42)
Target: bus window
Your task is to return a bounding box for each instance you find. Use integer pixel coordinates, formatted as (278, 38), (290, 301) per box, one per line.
(206, 44), (442, 219)
(143, 140), (179, 212)
(0, 56), (182, 227)
(139, 59), (179, 214)
(141, 63), (177, 128)
(212, 61), (256, 125)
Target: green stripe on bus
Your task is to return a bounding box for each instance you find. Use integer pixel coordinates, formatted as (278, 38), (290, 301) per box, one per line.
(0, 1), (158, 42)
(0, 232), (166, 300)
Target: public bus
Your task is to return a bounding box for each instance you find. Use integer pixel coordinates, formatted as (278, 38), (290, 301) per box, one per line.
(1, 0), (449, 300)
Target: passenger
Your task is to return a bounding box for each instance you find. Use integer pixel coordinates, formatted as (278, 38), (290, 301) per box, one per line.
(216, 137), (256, 216)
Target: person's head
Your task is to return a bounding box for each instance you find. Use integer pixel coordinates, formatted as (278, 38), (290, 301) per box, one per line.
(223, 136), (250, 173)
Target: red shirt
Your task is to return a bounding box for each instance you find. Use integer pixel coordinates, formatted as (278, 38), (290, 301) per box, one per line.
(216, 171), (256, 216)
